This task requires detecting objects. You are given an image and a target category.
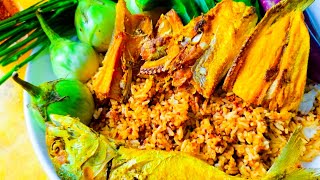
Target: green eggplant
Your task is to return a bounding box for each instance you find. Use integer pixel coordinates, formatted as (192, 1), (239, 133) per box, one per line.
(12, 73), (95, 130)
(36, 12), (100, 83)
(75, 0), (116, 52)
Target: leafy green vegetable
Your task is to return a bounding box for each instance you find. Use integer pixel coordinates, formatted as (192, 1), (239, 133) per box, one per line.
(36, 12), (100, 82)
(135, 0), (168, 11)
(75, 0), (116, 52)
(195, 0), (215, 13)
(171, 0), (201, 24)
(12, 73), (95, 129)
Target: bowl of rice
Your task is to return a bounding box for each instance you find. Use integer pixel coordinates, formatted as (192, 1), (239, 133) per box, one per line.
(25, 1), (320, 179)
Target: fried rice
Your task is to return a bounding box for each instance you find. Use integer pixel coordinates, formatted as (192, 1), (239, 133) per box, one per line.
(90, 76), (320, 178)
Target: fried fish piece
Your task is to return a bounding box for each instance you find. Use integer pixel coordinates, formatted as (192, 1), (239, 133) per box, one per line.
(223, 0), (313, 111)
(192, 0), (258, 98)
(140, 9), (183, 74)
(139, 0), (258, 97)
(92, 0), (152, 101)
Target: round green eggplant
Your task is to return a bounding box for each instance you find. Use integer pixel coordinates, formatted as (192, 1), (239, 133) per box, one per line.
(36, 12), (100, 83)
(13, 73), (95, 130)
(75, 0), (116, 52)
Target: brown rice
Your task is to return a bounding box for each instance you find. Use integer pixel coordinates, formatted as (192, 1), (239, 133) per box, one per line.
(91, 76), (320, 178)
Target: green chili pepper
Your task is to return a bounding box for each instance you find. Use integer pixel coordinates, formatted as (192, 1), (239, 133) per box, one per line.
(36, 12), (100, 83)
(13, 73), (95, 130)
(75, 0), (116, 52)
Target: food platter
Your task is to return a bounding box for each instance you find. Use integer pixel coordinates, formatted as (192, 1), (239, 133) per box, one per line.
(23, 0), (320, 179)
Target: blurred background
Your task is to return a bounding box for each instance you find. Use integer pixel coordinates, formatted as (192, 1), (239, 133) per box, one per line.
(0, 0), (48, 179)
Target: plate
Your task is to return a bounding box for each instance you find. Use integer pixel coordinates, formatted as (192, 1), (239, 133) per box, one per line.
(24, 3), (320, 179)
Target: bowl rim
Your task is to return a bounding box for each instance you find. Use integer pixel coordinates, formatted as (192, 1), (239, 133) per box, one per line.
(24, 48), (59, 180)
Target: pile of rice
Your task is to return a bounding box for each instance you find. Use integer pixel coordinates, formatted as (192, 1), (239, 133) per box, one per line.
(91, 75), (320, 178)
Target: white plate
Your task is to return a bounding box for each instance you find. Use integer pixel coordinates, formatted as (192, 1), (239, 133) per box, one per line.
(24, 2), (320, 179)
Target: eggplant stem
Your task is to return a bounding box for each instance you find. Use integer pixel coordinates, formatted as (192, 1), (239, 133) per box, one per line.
(36, 11), (61, 43)
(12, 72), (42, 98)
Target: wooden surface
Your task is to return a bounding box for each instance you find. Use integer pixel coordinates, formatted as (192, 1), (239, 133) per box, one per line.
(0, 0), (48, 179)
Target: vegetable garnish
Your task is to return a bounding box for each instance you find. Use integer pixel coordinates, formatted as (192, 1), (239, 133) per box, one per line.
(12, 73), (95, 129)
(36, 11), (100, 82)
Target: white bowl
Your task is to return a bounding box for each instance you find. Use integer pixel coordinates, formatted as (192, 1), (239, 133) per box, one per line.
(24, 47), (59, 180)
(24, 2), (320, 179)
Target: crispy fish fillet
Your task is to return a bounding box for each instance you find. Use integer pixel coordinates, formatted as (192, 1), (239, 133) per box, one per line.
(191, 0), (258, 98)
(140, 9), (183, 62)
(140, 9), (183, 74)
(139, 0), (258, 98)
(223, 0), (313, 111)
(92, 0), (152, 101)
